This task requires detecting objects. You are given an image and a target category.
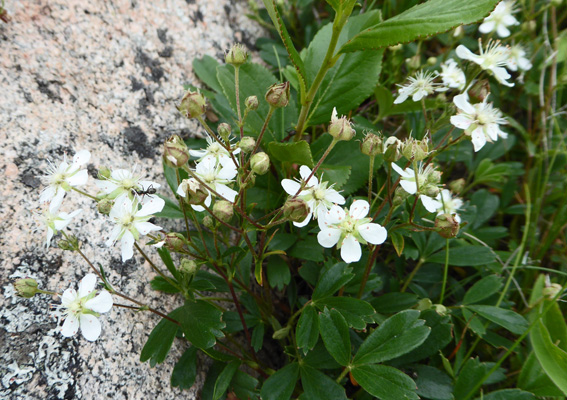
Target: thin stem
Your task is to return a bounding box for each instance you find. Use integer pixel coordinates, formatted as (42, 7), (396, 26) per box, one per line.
(234, 66), (242, 135)
(336, 367), (350, 384)
(250, 107), (275, 156)
(134, 243), (181, 291)
(357, 245), (381, 298)
(439, 239), (450, 304)
(368, 156), (375, 204)
(401, 259), (425, 292)
(71, 187), (98, 201)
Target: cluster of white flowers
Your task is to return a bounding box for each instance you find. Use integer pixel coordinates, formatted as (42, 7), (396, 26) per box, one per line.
(479, 0), (519, 38)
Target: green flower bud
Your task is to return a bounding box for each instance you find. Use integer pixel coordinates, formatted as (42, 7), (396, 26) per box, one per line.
(239, 136), (256, 153)
(402, 138), (429, 162)
(521, 20), (537, 33)
(434, 304), (448, 316)
(543, 283), (563, 299)
(423, 184), (440, 197)
(389, 43), (403, 52)
(217, 123), (232, 143)
(272, 326), (291, 340)
(449, 178), (465, 194)
(427, 169), (442, 185)
(58, 235), (79, 251)
(427, 57), (437, 66)
(97, 198), (114, 215)
(393, 186), (409, 206)
(225, 43), (248, 67)
(179, 259), (198, 279)
(14, 278), (40, 298)
(163, 135), (190, 167)
(245, 95), (259, 111)
(179, 179), (208, 205)
(283, 198), (309, 223)
(406, 55), (421, 70)
(383, 136), (402, 163)
(328, 108), (356, 141)
(203, 215), (214, 229)
(417, 298), (433, 311)
(435, 213), (460, 238)
(361, 133), (383, 156)
(213, 200), (234, 223)
(97, 167), (111, 180)
(165, 232), (186, 252)
(178, 90), (207, 119)
(265, 82), (290, 109)
(251, 152), (270, 175)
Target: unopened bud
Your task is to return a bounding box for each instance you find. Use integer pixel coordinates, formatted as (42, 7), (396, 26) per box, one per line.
(283, 198), (309, 223)
(203, 215), (214, 229)
(449, 178), (465, 194)
(435, 213), (460, 238)
(97, 198), (114, 215)
(423, 184), (440, 197)
(361, 133), (383, 156)
(14, 278), (40, 298)
(178, 90), (207, 119)
(179, 259), (198, 278)
(218, 123), (232, 143)
(453, 26), (464, 38)
(239, 136), (256, 153)
(427, 57), (437, 66)
(328, 108), (355, 141)
(245, 95), (259, 111)
(225, 44), (248, 67)
(543, 283), (563, 299)
(434, 304), (448, 316)
(97, 167), (111, 180)
(427, 169), (442, 185)
(402, 138), (429, 161)
(272, 326), (291, 340)
(468, 79), (490, 102)
(251, 152), (270, 175)
(417, 298), (433, 311)
(58, 235), (79, 251)
(163, 135), (190, 167)
(165, 232), (186, 252)
(178, 179), (208, 205)
(521, 20), (537, 33)
(406, 55), (421, 70)
(383, 136), (402, 162)
(213, 200), (234, 222)
(265, 82), (290, 108)
(393, 187), (409, 206)
(389, 43), (403, 52)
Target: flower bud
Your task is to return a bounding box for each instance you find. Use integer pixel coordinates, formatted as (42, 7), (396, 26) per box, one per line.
(521, 20), (537, 33)
(417, 298), (433, 311)
(97, 198), (114, 215)
(388, 43), (403, 52)
(453, 26), (464, 38)
(543, 283), (563, 299)
(203, 215), (214, 229)
(283, 198), (309, 223)
(328, 107), (356, 141)
(272, 326), (290, 340)
(97, 167), (111, 180)
(217, 123), (232, 143)
(179, 179), (208, 205)
(427, 57), (437, 66)
(434, 304), (448, 316)
(361, 133), (383, 156)
(165, 232), (186, 252)
(402, 138), (429, 161)
(225, 44), (248, 67)
(383, 136), (402, 163)
(14, 278), (39, 298)
(427, 169), (442, 185)
(449, 178), (465, 194)
(405, 55), (421, 70)
(435, 213), (460, 238)
(239, 136), (256, 153)
(163, 135), (190, 167)
(179, 259), (198, 279)
(58, 235), (79, 251)
(265, 82), (290, 108)
(423, 184), (440, 197)
(213, 200), (234, 222)
(251, 152), (270, 175)
(245, 95), (259, 111)
(178, 90), (207, 119)
(393, 187), (410, 206)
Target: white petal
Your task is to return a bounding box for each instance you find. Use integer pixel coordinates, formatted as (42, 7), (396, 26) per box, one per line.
(399, 180), (418, 195)
(456, 45), (475, 62)
(496, 25), (511, 38)
(215, 183), (238, 203)
(176, 182), (187, 197)
(358, 223), (388, 245)
(61, 314), (80, 337)
(137, 197), (164, 217)
(324, 189), (345, 205)
(471, 128), (487, 152)
(393, 92), (408, 104)
(340, 235), (362, 263)
(191, 204), (205, 212)
(72, 150), (91, 166)
(50, 188), (66, 211)
(139, 180), (160, 190)
(61, 288), (78, 307)
(317, 228), (342, 248)
(85, 291), (113, 313)
(45, 227), (54, 249)
(299, 165), (318, 186)
(453, 94), (476, 114)
(451, 115), (473, 130)
(78, 274), (97, 298)
(140, 195), (165, 211)
(189, 149), (207, 158)
(120, 231), (135, 262)
(217, 164), (238, 181)
(421, 196), (443, 213)
(349, 200), (370, 219)
(134, 221), (162, 235)
(106, 225), (123, 247)
(492, 67), (514, 87)
(293, 211), (313, 228)
(111, 169), (133, 181)
(391, 162), (412, 178)
(281, 179), (301, 195)
(478, 20), (495, 33)
(80, 314), (102, 341)
(67, 169), (89, 186)
(40, 186), (57, 204)
(95, 179), (120, 194)
(324, 205), (346, 225)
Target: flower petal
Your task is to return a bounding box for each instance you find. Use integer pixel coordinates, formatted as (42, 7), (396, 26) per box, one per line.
(324, 205), (346, 225)
(391, 162), (412, 178)
(299, 165), (318, 186)
(80, 314), (102, 341)
(450, 115), (473, 130)
(61, 314), (80, 337)
(85, 290), (113, 313)
(349, 200), (370, 219)
(421, 195), (443, 213)
(120, 231), (135, 262)
(293, 211), (313, 228)
(471, 128), (487, 152)
(134, 221), (162, 236)
(453, 94), (476, 114)
(340, 235), (362, 263)
(281, 179), (301, 195)
(72, 150), (91, 166)
(317, 228), (342, 248)
(78, 274), (97, 298)
(140, 195), (165, 211)
(215, 183), (238, 203)
(358, 223), (388, 245)
(399, 180), (418, 195)
(67, 169), (89, 187)
(137, 197), (164, 217)
(95, 179), (119, 194)
(61, 288), (78, 307)
(324, 189), (345, 205)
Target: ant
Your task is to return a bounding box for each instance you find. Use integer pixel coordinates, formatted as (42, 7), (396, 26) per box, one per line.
(131, 184), (157, 201)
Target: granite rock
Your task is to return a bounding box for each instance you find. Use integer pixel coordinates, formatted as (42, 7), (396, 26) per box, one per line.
(0, 1), (264, 398)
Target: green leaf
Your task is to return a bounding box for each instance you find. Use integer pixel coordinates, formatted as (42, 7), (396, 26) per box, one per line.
(177, 300), (226, 349)
(266, 256), (291, 290)
(171, 346), (197, 390)
(303, 340), (342, 370)
(390, 231), (405, 257)
(476, 389), (536, 400)
(150, 276), (180, 293)
(370, 292), (418, 314)
(299, 364), (348, 400)
(316, 296), (376, 330)
(193, 55), (223, 93)
(466, 305), (529, 335)
(230, 370), (260, 400)
(414, 365), (453, 400)
(260, 362), (299, 400)
(289, 235), (325, 262)
(454, 358), (506, 399)
(213, 361), (241, 400)
(463, 275), (503, 305)
(268, 141), (314, 167)
(318, 308), (351, 366)
(339, 0), (500, 53)
(140, 308), (181, 367)
(518, 351), (565, 397)
(427, 245), (497, 266)
(351, 365), (419, 400)
(312, 262), (355, 300)
(353, 310), (430, 365)
(530, 318), (567, 396)
(296, 305), (320, 355)
(154, 195), (185, 219)
(318, 165), (351, 189)
(157, 247), (181, 281)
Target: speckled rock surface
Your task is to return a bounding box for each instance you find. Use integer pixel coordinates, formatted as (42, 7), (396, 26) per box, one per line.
(0, 1), (263, 398)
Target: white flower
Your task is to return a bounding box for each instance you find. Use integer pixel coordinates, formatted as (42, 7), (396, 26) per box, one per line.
(506, 44), (532, 72)
(456, 40), (514, 87)
(40, 150), (91, 209)
(440, 59), (466, 91)
(189, 134), (240, 166)
(479, 1), (519, 38)
(59, 274), (113, 341)
(95, 168), (164, 209)
(179, 158), (238, 212)
(450, 93), (508, 152)
(435, 189), (463, 223)
(391, 162), (442, 212)
(44, 202), (82, 249)
(106, 197), (163, 262)
(281, 165), (345, 227)
(317, 200), (387, 263)
(394, 70), (446, 104)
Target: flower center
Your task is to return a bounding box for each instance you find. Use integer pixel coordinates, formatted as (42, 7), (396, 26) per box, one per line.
(313, 188), (326, 201)
(121, 178), (137, 190)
